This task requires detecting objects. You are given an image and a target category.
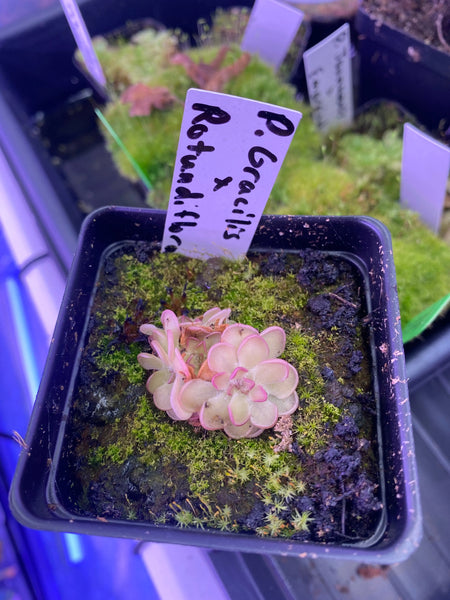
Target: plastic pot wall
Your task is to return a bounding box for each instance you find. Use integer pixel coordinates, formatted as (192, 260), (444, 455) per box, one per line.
(355, 8), (450, 132)
(9, 208), (421, 564)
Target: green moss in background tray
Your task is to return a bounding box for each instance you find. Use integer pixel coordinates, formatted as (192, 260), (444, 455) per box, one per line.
(84, 19), (450, 329)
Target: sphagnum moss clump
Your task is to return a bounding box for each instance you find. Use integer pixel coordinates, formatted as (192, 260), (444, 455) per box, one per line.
(64, 243), (383, 543)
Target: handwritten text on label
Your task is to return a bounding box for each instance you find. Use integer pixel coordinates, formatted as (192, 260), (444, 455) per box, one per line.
(303, 23), (353, 132)
(162, 89), (302, 259)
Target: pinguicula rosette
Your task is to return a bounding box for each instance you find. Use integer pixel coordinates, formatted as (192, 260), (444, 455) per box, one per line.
(137, 308), (299, 439)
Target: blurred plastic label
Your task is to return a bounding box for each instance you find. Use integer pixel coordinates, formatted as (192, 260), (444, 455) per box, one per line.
(303, 23), (353, 132)
(59, 0), (106, 87)
(241, 0), (304, 70)
(400, 123), (450, 233)
(162, 88), (302, 260)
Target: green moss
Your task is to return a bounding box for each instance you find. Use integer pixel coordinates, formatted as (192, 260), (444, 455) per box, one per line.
(90, 23), (450, 327)
(96, 341), (143, 385)
(294, 398), (341, 454)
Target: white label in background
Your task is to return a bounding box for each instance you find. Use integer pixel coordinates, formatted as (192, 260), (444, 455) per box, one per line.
(59, 0), (106, 87)
(401, 123), (450, 233)
(303, 23), (353, 132)
(241, 0), (304, 71)
(162, 88), (302, 260)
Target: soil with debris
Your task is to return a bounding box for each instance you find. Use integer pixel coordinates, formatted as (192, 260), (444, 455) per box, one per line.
(52, 243), (383, 545)
(363, 0), (450, 54)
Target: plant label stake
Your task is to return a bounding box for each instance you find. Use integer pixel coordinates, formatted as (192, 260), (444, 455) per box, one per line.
(162, 88), (302, 260)
(303, 23), (353, 132)
(241, 0), (304, 70)
(59, 0), (106, 88)
(400, 123), (450, 233)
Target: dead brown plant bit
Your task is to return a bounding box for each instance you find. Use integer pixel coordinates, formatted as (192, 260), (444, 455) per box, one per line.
(207, 53), (251, 92)
(12, 430), (29, 451)
(120, 84), (177, 117)
(170, 45), (251, 92)
(273, 415), (293, 453)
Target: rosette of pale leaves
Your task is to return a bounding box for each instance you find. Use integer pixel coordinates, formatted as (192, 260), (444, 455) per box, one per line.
(138, 309), (299, 439)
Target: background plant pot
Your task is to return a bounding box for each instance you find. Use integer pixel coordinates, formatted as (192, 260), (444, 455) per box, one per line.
(9, 207), (421, 564)
(0, 0), (255, 237)
(355, 7), (450, 133)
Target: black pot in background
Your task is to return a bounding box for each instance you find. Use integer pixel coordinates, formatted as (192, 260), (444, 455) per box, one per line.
(355, 8), (450, 134)
(9, 207), (421, 564)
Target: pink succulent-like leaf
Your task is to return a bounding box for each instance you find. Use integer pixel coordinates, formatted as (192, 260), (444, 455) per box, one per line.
(140, 324), (167, 349)
(169, 374), (192, 420)
(211, 371), (231, 391)
(166, 330), (176, 359)
(179, 379), (215, 413)
(202, 306), (231, 325)
(221, 323), (257, 348)
(173, 347), (192, 379)
(250, 400), (278, 429)
(137, 352), (164, 371)
(152, 382), (173, 412)
(260, 326), (286, 358)
(208, 342), (237, 373)
(184, 336), (205, 358)
(268, 391), (299, 416)
(199, 393), (230, 430)
(202, 307), (222, 322)
(166, 408), (184, 421)
(150, 339), (170, 363)
(249, 384), (268, 403)
(262, 362), (298, 399)
(229, 366), (249, 380)
(228, 392), (251, 425)
(224, 421), (263, 439)
(161, 309), (181, 344)
(251, 359), (288, 385)
(146, 370), (169, 394)
(204, 332), (221, 350)
(237, 335), (270, 369)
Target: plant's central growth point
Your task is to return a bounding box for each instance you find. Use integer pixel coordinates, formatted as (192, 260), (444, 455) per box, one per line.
(138, 308), (299, 439)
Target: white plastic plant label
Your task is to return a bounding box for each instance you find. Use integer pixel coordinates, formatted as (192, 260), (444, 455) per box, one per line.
(400, 123), (450, 233)
(241, 0), (304, 70)
(162, 88), (302, 260)
(303, 23), (353, 132)
(59, 0), (106, 87)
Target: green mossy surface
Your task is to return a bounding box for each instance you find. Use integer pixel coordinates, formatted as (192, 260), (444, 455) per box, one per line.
(61, 244), (380, 542)
(87, 26), (450, 328)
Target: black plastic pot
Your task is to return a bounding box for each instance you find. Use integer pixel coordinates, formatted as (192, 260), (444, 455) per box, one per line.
(355, 8), (450, 133)
(9, 207), (421, 563)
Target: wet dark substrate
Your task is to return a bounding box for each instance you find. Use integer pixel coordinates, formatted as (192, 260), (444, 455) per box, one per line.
(53, 242), (384, 545)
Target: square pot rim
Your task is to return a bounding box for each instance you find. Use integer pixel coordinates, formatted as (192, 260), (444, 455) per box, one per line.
(355, 7), (450, 78)
(9, 207), (422, 563)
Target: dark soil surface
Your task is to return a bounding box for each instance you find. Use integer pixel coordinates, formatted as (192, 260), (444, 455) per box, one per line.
(363, 0), (450, 54)
(52, 243), (384, 545)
